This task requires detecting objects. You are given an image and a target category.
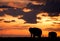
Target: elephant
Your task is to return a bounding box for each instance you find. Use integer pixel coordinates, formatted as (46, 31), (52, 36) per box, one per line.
(29, 27), (42, 38)
(48, 32), (57, 38)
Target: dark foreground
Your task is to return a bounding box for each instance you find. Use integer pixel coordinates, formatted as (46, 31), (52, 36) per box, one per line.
(0, 37), (60, 41)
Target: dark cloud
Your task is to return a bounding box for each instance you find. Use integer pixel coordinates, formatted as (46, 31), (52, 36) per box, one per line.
(0, 8), (23, 16)
(44, 0), (60, 16)
(37, 17), (41, 19)
(0, 1), (60, 23)
(53, 22), (60, 24)
(4, 20), (16, 23)
(0, 28), (3, 30)
(22, 3), (43, 23)
(0, 11), (5, 16)
(0, 5), (14, 16)
(0, 5), (14, 8)
(27, 1), (60, 16)
(27, 3), (43, 10)
(30, 0), (46, 2)
(4, 21), (11, 23)
(44, 28), (60, 32)
(3, 8), (23, 17)
(0, 19), (4, 21)
(11, 20), (15, 22)
(0, 3), (42, 23)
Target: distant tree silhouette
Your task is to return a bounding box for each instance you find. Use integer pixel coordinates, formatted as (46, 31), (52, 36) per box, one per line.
(48, 32), (57, 39)
(29, 27), (42, 38)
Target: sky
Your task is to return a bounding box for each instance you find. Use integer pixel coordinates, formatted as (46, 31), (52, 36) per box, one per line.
(0, 0), (60, 37)
(0, 0), (46, 8)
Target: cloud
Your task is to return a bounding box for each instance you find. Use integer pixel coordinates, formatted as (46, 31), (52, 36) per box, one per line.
(0, 19), (4, 21)
(53, 22), (60, 24)
(0, 8), (23, 16)
(0, 4), (41, 23)
(4, 21), (11, 23)
(0, 28), (3, 30)
(11, 20), (15, 22)
(0, 1), (60, 23)
(0, 1), (59, 17)
(43, 0), (60, 16)
(4, 20), (15, 23)
(0, 11), (5, 16)
(30, 0), (45, 2)
(44, 28), (60, 32)
(26, 2), (60, 17)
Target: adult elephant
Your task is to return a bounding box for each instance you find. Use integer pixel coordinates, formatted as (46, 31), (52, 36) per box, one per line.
(29, 27), (42, 38)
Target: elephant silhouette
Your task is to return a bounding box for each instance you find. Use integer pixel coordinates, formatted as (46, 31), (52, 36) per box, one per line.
(29, 27), (42, 38)
(48, 32), (57, 39)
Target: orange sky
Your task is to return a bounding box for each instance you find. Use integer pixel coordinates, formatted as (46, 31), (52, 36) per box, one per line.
(0, 10), (60, 37)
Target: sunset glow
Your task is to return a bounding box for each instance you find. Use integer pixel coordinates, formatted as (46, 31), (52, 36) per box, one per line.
(0, 0), (60, 37)
(0, 12), (60, 37)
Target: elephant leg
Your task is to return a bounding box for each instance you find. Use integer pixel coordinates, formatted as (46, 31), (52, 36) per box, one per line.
(33, 34), (35, 38)
(31, 33), (33, 38)
(38, 35), (41, 38)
